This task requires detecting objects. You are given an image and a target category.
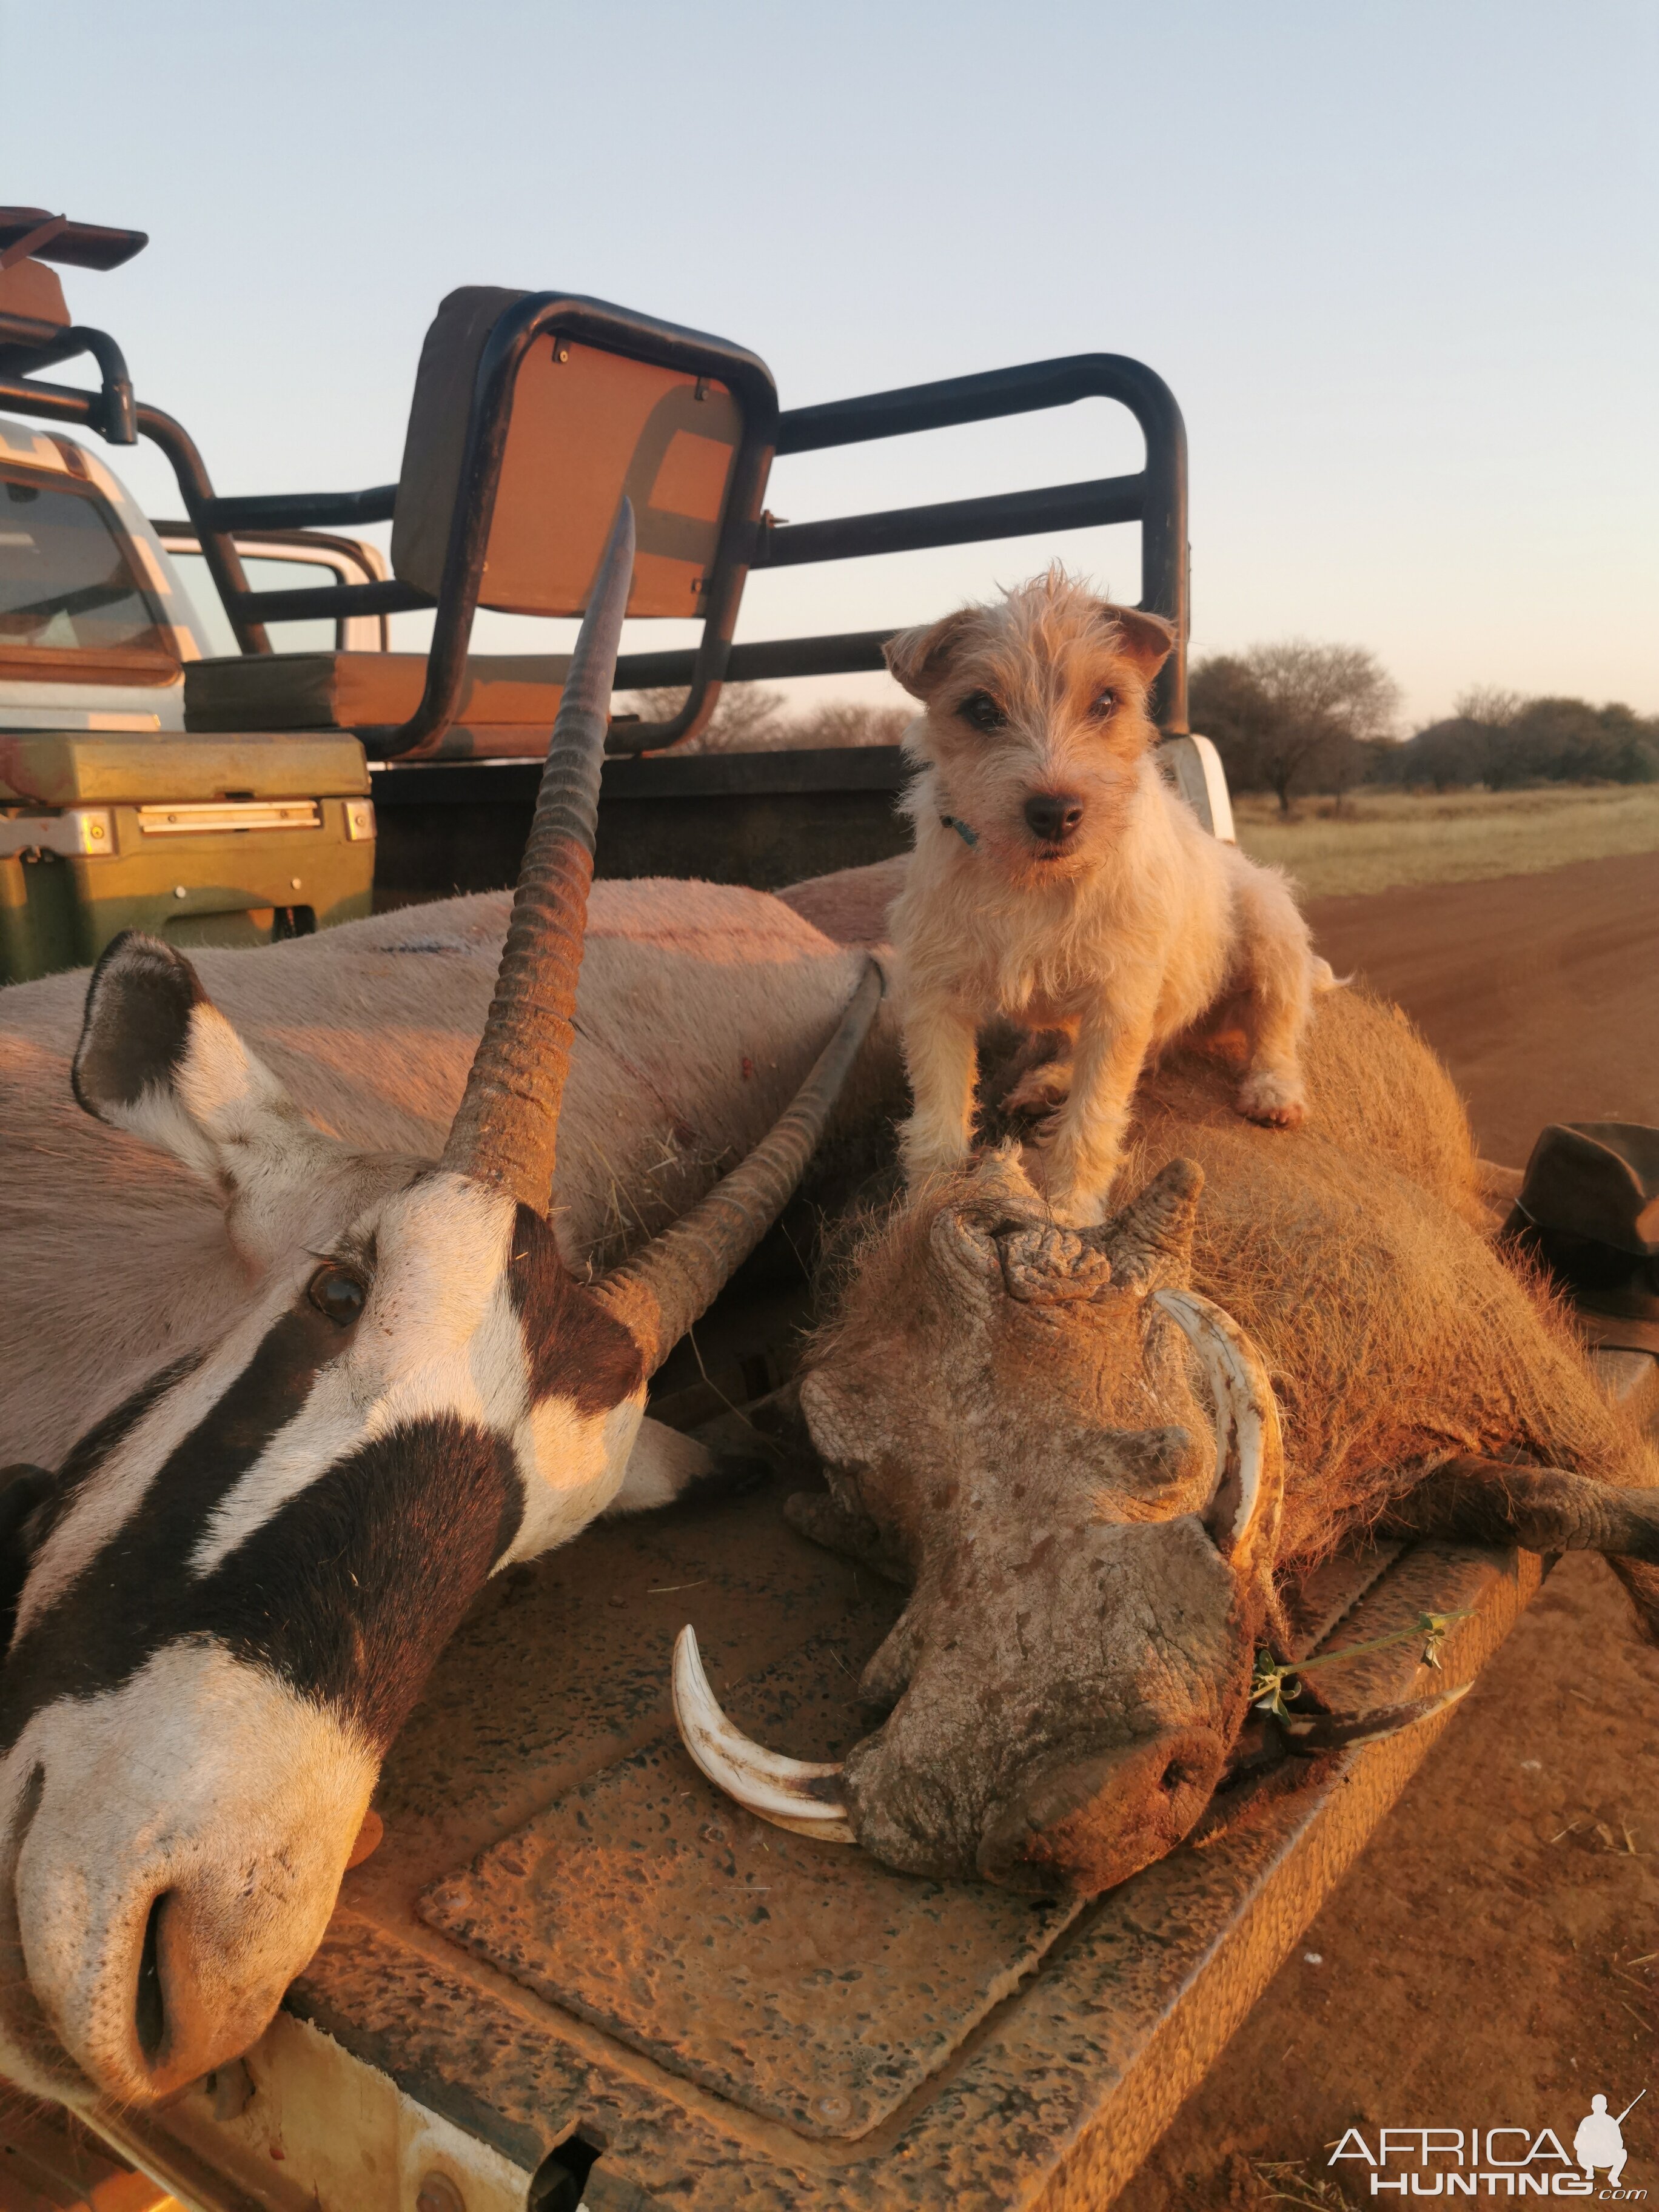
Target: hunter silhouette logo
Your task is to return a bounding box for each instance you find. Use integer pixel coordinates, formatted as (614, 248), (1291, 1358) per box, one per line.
(1330, 2094), (1646, 2197)
(1577, 2096), (1644, 2192)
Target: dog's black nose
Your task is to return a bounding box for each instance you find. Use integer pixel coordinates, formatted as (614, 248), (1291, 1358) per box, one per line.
(1024, 792), (1085, 845)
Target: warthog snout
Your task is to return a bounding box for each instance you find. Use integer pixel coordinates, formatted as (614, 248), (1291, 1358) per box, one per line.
(973, 1726), (1228, 1892)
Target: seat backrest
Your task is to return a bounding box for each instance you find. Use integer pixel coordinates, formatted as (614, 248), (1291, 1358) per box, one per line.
(391, 287), (747, 622)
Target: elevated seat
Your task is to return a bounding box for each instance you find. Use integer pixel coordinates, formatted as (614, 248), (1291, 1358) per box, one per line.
(184, 649), (571, 759)
(175, 289), (774, 757)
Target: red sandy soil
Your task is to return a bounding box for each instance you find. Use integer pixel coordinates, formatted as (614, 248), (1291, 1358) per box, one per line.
(1121, 850), (1659, 2212)
(1306, 850), (1659, 1167)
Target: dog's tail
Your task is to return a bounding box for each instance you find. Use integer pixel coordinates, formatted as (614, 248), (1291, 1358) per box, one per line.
(1311, 954), (1351, 993)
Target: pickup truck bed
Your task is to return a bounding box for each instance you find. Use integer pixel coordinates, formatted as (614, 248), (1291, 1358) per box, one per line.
(86, 1346), (1657, 2212)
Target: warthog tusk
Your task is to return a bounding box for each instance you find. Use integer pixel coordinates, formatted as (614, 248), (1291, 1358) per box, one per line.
(671, 1625), (855, 1843)
(1153, 1288), (1284, 1566)
(1279, 1679), (1473, 1754)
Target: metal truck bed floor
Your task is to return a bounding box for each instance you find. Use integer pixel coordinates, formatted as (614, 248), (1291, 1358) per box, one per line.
(95, 1490), (1561, 2212)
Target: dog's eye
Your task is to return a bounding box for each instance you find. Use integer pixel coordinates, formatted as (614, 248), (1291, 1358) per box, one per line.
(959, 691), (1006, 732)
(307, 1264), (367, 1327)
(1090, 689), (1118, 719)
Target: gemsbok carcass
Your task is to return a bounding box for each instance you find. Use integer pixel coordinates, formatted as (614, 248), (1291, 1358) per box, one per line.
(0, 507), (888, 2111)
(674, 874), (1659, 1894)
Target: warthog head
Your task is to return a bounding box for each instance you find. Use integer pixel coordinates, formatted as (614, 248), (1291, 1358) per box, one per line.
(674, 1147), (1290, 1894)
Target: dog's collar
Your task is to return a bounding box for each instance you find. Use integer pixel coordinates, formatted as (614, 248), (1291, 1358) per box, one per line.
(939, 813), (979, 850)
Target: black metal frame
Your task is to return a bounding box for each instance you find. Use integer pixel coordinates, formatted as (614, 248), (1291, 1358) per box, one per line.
(0, 358), (275, 655)
(0, 316), (136, 445)
(751, 354), (1190, 734)
(598, 353), (1190, 738)
(151, 523), (393, 651)
(1, 313), (1190, 750)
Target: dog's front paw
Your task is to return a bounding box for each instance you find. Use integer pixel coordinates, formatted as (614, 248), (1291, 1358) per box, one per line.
(1236, 1068), (1308, 1128)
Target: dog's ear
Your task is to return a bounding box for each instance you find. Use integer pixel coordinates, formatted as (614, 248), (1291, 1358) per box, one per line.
(1096, 603), (1176, 686)
(885, 607), (980, 700)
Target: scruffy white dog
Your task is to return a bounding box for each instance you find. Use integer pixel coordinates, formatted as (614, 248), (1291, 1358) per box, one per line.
(886, 568), (1331, 1226)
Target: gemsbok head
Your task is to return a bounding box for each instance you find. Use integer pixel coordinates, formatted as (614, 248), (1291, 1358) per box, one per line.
(0, 503), (880, 2110)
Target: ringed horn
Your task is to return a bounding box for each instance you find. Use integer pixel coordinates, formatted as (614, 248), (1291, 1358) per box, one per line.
(437, 491), (886, 1374)
(671, 1287), (1287, 1845)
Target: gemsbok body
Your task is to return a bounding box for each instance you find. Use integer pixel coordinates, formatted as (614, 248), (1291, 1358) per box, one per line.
(0, 508), (890, 2111)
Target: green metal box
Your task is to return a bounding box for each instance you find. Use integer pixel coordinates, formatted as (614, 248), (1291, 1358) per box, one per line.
(0, 730), (375, 982)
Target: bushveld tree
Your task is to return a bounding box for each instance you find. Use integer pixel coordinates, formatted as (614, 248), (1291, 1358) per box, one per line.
(1191, 642), (1401, 813)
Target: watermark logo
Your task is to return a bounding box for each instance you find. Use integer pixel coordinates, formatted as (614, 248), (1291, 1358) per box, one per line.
(1330, 2093), (1646, 2199)
(1576, 2099), (1638, 2193)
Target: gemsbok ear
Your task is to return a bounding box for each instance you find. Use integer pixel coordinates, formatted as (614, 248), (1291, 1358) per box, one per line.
(72, 932), (327, 1198)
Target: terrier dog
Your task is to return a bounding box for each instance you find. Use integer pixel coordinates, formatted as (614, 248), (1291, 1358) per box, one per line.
(886, 568), (1331, 1226)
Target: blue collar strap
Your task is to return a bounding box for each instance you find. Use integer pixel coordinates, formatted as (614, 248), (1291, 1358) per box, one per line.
(940, 813), (979, 850)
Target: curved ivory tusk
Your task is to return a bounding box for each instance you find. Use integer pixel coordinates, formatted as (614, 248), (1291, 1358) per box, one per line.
(1280, 1679), (1472, 1753)
(671, 1625), (855, 1843)
(1153, 1288), (1284, 1567)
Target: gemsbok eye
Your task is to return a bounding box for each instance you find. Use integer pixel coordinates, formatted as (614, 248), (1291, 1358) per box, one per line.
(307, 1265), (367, 1327)
(959, 690), (1007, 732)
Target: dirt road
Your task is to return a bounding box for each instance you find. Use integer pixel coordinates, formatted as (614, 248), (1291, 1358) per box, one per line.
(1305, 848), (1659, 1165)
(1124, 854), (1659, 2212)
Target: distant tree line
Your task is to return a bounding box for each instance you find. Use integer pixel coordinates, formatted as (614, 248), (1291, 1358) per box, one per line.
(1191, 646), (1659, 809)
(1380, 689), (1659, 791)
(628, 657), (1659, 797)
(622, 685), (909, 753)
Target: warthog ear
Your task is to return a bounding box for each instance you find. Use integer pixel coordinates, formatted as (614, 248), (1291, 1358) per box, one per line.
(73, 931), (336, 1209)
(1103, 1158), (1204, 1294)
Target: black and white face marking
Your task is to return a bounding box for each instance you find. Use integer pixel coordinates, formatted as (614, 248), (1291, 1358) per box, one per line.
(0, 936), (648, 2105)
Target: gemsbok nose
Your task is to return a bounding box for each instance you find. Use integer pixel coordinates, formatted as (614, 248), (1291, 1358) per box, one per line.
(1023, 791), (1085, 845)
(5, 1641), (378, 2106)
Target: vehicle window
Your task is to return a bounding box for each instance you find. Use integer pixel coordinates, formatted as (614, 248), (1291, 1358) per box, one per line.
(163, 552), (236, 657)
(0, 469), (167, 654)
(166, 551), (346, 657)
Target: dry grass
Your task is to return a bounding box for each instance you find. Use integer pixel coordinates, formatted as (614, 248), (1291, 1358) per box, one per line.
(1233, 785), (1659, 899)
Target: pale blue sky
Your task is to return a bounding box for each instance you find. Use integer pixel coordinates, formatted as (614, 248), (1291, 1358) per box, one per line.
(8, 0), (1656, 726)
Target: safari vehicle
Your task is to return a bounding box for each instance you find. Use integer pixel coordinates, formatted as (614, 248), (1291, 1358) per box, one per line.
(3, 211), (1654, 2212)
(0, 203), (1229, 976)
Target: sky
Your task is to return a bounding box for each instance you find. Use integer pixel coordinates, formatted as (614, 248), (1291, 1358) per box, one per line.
(7, 0), (1656, 730)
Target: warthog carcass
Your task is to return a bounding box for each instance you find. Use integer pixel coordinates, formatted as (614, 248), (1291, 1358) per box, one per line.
(683, 910), (1659, 1895)
(0, 513), (890, 2111)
